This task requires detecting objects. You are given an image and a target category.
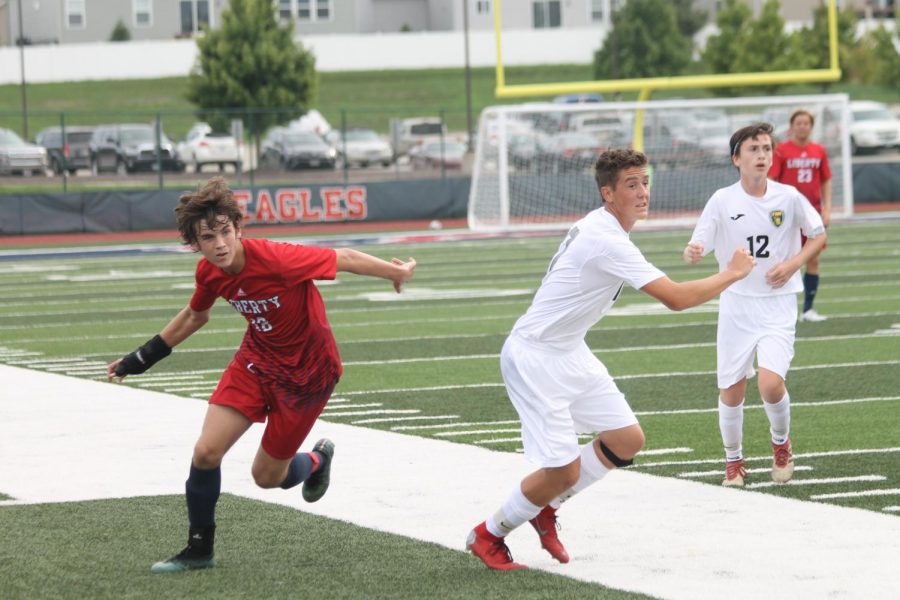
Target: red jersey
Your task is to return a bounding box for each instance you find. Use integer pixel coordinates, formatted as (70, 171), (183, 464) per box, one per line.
(190, 237), (341, 395)
(769, 140), (831, 211)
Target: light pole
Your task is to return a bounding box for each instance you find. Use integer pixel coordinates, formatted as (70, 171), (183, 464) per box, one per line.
(17, 0), (29, 140)
(463, 0), (473, 152)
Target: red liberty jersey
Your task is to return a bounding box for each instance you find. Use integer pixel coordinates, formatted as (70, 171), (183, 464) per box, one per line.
(769, 140), (831, 211)
(190, 237), (341, 395)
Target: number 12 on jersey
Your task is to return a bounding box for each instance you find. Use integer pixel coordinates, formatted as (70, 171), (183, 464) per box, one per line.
(746, 234), (770, 258)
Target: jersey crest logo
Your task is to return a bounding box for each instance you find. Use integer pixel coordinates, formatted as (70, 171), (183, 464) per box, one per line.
(237, 288), (248, 297)
(770, 210), (784, 227)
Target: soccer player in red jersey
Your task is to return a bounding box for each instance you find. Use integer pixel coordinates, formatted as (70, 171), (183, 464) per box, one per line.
(107, 177), (416, 573)
(769, 108), (832, 322)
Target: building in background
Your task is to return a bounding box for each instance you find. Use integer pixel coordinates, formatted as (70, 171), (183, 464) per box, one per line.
(0, 0), (895, 46)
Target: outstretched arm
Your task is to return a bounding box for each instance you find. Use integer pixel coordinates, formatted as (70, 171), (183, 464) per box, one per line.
(642, 247), (755, 311)
(107, 305), (211, 381)
(335, 248), (416, 293)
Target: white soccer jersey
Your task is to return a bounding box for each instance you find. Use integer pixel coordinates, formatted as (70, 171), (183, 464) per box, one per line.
(512, 207), (665, 351)
(690, 180), (825, 297)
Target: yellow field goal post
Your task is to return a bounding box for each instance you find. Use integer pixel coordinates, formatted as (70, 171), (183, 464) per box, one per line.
(468, 0), (852, 231)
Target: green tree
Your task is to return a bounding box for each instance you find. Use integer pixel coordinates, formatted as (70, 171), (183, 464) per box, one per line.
(848, 27), (900, 87)
(702, 0), (794, 95)
(701, 0), (753, 80)
(593, 0), (693, 80)
(791, 3), (858, 83)
(185, 0), (317, 137)
(672, 0), (708, 39)
(109, 20), (131, 42)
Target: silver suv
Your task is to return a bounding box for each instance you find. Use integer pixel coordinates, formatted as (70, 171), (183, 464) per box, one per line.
(849, 101), (900, 154)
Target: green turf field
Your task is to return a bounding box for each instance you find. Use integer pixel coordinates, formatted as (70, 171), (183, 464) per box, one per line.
(0, 219), (898, 598)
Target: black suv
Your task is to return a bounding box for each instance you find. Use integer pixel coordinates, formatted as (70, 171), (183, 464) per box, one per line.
(260, 127), (337, 170)
(89, 123), (184, 175)
(35, 126), (95, 175)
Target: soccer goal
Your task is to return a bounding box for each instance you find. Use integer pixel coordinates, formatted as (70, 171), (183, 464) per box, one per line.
(468, 94), (852, 231)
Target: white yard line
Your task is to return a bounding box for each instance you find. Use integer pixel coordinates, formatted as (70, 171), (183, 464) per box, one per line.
(1, 364), (899, 600)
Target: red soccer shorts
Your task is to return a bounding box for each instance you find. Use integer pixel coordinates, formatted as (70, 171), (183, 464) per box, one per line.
(210, 357), (336, 460)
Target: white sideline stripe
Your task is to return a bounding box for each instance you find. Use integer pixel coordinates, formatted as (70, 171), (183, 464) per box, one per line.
(884, 506), (900, 512)
(640, 447), (900, 468)
(637, 395), (900, 416)
(638, 447), (693, 456)
(351, 415), (460, 425)
(3, 364), (897, 600)
(811, 489), (900, 500)
(324, 403), (383, 410)
(473, 437), (521, 444)
(680, 466), (814, 478)
(435, 428), (519, 437)
(139, 379), (206, 387)
(747, 476), (887, 489)
(319, 409), (420, 417)
(392, 419), (520, 431)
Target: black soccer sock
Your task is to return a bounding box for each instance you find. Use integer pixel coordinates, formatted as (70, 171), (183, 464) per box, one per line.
(186, 525), (216, 557)
(803, 272), (819, 312)
(185, 464), (221, 529)
(279, 453), (314, 490)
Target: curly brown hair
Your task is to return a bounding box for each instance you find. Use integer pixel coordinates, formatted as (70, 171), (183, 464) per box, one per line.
(593, 149), (648, 202)
(174, 176), (244, 246)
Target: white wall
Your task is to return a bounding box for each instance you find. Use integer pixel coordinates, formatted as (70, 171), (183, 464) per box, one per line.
(0, 27), (609, 85)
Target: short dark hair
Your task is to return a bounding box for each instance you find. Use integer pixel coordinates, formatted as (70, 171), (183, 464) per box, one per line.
(729, 122), (774, 157)
(789, 108), (815, 127)
(593, 149), (648, 202)
(174, 176), (244, 246)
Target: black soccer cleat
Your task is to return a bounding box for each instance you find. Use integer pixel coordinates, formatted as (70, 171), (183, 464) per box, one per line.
(150, 546), (215, 573)
(302, 438), (335, 503)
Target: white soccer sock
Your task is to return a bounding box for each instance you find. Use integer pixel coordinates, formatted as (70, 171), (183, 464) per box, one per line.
(486, 486), (543, 538)
(552, 440), (611, 508)
(764, 391), (791, 445)
(719, 399), (744, 461)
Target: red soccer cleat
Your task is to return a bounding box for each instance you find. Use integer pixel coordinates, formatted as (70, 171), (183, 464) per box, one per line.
(529, 506), (570, 563)
(771, 439), (795, 483)
(466, 522), (528, 570)
(723, 458), (748, 487)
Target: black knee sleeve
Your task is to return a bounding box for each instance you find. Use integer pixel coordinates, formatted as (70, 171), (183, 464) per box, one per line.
(599, 440), (634, 468)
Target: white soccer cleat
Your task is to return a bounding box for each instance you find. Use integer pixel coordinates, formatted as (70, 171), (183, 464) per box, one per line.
(799, 309), (827, 322)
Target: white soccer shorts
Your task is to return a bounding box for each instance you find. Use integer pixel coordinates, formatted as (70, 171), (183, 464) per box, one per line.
(500, 334), (638, 468)
(716, 291), (798, 389)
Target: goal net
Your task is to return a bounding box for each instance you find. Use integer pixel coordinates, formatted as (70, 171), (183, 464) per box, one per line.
(468, 94), (852, 231)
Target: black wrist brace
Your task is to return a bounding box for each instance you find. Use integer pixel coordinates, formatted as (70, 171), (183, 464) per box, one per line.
(114, 335), (172, 376)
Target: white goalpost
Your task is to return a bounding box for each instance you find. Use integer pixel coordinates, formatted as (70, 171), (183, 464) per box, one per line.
(468, 94), (853, 231)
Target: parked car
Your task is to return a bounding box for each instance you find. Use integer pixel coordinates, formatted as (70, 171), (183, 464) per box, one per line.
(410, 140), (467, 169)
(569, 111), (628, 146)
(260, 128), (337, 170)
(0, 127), (48, 176)
(177, 123), (241, 173)
(324, 128), (393, 167)
(89, 123), (184, 174)
(390, 117), (447, 156)
(34, 126), (95, 174)
(534, 132), (604, 173)
(849, 101), (900, 154)
(553, 93), (604, 104)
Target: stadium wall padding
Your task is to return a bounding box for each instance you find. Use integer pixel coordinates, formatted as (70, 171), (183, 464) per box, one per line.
(0, 178), (470, 236)
(1, 163), (896, 237)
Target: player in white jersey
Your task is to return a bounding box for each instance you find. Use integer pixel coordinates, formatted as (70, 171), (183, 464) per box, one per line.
(684, 122), (826, 488)
(466, 149), (756, 571)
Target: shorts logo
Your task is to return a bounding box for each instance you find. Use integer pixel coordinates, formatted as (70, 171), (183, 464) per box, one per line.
(770, 210), (784, 227)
